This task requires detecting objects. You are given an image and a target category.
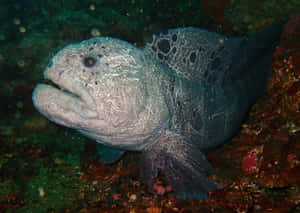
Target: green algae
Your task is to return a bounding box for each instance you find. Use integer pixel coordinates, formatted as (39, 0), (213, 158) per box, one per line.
(0, 180), (20, 201)
(0, 132), (86, 212)
(18, 166), (81, 213)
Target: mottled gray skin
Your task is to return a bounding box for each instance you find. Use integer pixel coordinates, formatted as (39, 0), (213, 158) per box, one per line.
(32, 24), (284, 200)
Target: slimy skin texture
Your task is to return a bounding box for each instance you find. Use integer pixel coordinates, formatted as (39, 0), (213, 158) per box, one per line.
(33, 38), (169, 150)
(33, 25), (284, 200)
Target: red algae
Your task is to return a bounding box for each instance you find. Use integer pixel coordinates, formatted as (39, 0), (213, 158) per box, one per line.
(242, 146), (263, 174)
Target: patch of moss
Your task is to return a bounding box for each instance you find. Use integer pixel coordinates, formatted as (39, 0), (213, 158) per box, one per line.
(17, 165), (82, 213)
(0, 180), (20, 201)
(2, 132), (86, 212)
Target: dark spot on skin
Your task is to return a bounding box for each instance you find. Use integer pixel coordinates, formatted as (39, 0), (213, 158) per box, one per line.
(172, 34), (177, 42)
(198, 47), (204, 52)
(58, 70), (64, 77)
(190, 52), (196, 63)
(203, 69), (209, 78)
(172, 47), (176, 54)
(218, 46), (225, 52)
(157, 39), (170, 54)
(158, 53), (164, 60)
(162, 30), (168, 35)
(47, 60), (53, 68)
(210, 51), (216, 59)
(83, 56), (96, 68)
(152, 46), (157, 52)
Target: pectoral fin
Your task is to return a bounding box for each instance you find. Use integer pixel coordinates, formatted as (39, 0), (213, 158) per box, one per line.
(96, 144), (125, 164)
(140, 130), (219, 200)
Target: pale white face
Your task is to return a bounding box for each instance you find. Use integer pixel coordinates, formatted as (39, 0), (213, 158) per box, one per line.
(32, 37), (169, 150)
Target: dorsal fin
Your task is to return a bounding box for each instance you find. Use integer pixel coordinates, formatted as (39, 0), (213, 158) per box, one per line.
(145, 27), (232, 85)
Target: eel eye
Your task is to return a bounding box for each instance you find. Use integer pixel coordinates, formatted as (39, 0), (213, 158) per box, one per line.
(83, 56), (96, 67)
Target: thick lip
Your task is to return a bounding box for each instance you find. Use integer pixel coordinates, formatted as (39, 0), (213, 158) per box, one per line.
(33, 81), (98, 121)
(42, 60), (96, 109)
(44, 72), (97, 110)
(61, 87), (81, 99)
(43, 79), (81, 99)
(56, 82), (81, 100)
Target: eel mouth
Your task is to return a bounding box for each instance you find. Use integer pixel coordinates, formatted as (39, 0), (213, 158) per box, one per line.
(46, 76), (97, 108)
(51, 80), (81, 99)
(32, 79), (98, 121)
(39, 79), (84, 102)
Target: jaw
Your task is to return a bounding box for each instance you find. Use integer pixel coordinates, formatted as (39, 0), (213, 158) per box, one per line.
(32, 55), (169, 150)
(32, 83), (167, 151)
(32, 83), (98, 128)
(32, 76), (152, 136)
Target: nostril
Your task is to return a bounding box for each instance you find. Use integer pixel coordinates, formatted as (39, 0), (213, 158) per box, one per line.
(58, 70), (64, 77)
